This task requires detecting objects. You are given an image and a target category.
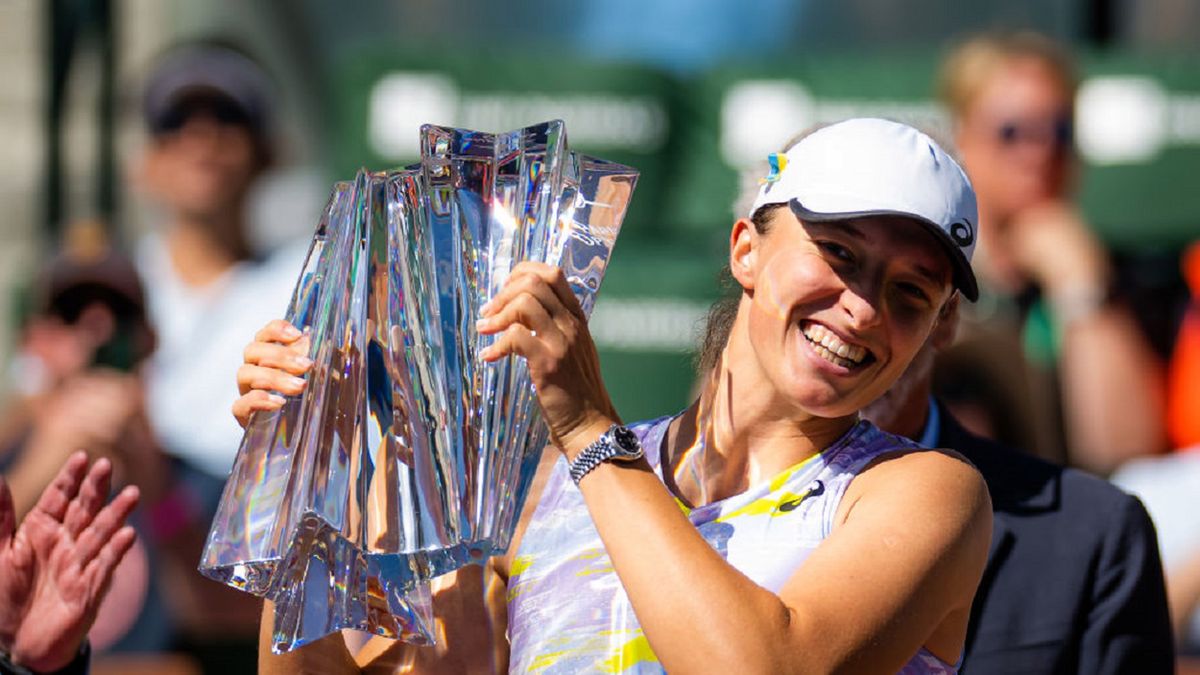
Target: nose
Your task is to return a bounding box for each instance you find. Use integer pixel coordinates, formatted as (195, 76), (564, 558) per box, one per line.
(840, 284), (882, 332)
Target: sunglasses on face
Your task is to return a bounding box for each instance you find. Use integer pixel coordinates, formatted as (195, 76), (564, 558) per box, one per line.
(156, 94), (253, 135)
(994, 116), (1074, 149)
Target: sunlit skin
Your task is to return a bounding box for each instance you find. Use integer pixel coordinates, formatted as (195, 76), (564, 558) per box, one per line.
(651, 209), (956, 506)
(736, 211), (954, 418)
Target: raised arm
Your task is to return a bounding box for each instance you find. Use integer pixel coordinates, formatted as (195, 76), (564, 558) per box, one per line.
(563, 445), (990, 673)
(1007, 203), (1166, 471)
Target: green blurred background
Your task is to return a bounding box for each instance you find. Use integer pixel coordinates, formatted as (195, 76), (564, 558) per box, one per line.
(13, 0), (1200, 420)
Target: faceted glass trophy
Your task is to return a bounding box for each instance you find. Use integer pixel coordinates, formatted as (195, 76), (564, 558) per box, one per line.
(199, 120), (638, 653)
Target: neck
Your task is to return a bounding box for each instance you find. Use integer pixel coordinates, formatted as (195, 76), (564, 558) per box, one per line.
(885, 387), (933, 441)
(164, 213), (251, 288)
(668, 317), (857, 507)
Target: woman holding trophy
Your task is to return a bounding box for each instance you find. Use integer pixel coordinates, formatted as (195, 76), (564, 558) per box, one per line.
(235, 118), (992, 673)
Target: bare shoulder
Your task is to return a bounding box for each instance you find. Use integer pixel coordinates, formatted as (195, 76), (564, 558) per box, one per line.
(493, 446), (562, 580)
(868, 447), (987, 495)
(839, 447), (991, 547)
(776, 447), (993, 668)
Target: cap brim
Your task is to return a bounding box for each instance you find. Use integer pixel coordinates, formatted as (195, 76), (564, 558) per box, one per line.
(790, 200), (979, 302)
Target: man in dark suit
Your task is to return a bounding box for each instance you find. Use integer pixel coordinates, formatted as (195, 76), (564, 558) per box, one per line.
(864, 297), (1174, 673)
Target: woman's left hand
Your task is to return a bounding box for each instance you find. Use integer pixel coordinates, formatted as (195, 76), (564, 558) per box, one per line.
(476, 262), (618, 460)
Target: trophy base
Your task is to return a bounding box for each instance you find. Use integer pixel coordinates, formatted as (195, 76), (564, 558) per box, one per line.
(267, 513), (438, 653)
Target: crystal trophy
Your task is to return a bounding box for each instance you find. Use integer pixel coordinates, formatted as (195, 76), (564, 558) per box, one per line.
(199, 120), (638, 653)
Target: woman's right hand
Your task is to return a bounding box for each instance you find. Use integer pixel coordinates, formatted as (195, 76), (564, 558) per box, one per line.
(232, 320), (312, 428)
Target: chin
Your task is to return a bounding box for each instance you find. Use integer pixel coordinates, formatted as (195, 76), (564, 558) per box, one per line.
(783, 381), (864, 420)
(784, 365), (890, 421)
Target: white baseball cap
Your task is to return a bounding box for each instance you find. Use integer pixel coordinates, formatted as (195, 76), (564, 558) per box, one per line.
(749, 118), (979, 301)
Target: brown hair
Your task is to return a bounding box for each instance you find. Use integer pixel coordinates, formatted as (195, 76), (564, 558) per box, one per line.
(695, 203), (785, 374)
(938, 32), (1078, 120)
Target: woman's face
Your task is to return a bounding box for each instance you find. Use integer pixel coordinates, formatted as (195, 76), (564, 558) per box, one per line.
(141, 108), (262, 222)
(955, 56), (1075, 224)
(732, 207), (954, 419)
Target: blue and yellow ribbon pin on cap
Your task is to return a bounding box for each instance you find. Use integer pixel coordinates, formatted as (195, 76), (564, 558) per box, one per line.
(761, 152), (788, 184)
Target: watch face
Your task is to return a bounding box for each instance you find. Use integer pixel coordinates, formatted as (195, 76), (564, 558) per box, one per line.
(611, 425), (642, 457)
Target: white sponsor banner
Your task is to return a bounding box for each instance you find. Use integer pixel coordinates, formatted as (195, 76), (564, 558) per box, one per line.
(368, 72), (669, 159)
(719, 77), (1200, 168)
(589, 297), (710, 352)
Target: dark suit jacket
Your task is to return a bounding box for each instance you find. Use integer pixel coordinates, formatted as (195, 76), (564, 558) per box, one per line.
(938, 410), (1175, 674)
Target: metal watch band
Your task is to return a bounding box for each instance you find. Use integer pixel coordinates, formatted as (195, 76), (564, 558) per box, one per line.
(568, 424), (640, 485)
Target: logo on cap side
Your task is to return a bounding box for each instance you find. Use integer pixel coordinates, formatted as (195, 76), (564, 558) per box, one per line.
(761, 152), (788, 184)
(949, 220), (974, 248)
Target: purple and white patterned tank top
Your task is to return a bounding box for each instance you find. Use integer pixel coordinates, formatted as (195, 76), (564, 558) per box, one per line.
(505, 415), (959, 674)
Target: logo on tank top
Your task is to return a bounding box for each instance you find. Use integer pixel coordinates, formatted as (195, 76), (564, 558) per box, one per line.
(777, 479), (825, 513)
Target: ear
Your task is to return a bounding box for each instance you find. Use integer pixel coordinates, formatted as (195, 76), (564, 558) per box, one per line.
(729, 217), (759, 291)
(931, 293), (961, 350)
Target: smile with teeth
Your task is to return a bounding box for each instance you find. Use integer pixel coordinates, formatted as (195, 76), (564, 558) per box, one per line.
(801, 323), (870, 369)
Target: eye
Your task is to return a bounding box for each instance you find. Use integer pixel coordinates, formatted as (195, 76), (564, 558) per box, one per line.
(817, 241), (855, 264)
(896, 281), (932, 305)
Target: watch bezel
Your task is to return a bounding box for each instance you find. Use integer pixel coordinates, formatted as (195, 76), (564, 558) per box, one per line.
(610, 425), (642, 459)
(568, 424), (644, 485)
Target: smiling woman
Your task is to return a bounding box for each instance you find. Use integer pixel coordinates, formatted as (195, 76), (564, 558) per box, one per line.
(240, 118), (993, 674)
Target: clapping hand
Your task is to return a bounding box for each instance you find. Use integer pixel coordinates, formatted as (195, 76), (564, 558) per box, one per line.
(0, 452), (139, 671)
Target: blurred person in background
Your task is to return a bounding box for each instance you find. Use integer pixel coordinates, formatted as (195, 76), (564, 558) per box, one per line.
(0, 221), (188, 663)
(134, 38), (300, 487)
(1110, 242), (1200, 659)
(1, 222), (156, 517)
(937, 32), (1165, 473)
(126, 39), (303, 671)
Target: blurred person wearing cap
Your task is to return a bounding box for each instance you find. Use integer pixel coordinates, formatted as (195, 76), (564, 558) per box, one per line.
(248, 118), (991, 673)
(938, 33), (1165, 474)
(125, 39), (303, 670)
(134, 39), (301, 485)
(2, 221), (158, 517)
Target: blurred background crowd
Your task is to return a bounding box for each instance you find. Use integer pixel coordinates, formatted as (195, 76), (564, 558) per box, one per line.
(1, 0), (1199, 672)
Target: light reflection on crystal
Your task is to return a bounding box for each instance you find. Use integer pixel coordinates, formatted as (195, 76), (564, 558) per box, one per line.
(200, 120), (637, 653)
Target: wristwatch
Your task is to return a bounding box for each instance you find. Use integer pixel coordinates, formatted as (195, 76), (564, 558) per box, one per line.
(569, 424), (644, 485)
